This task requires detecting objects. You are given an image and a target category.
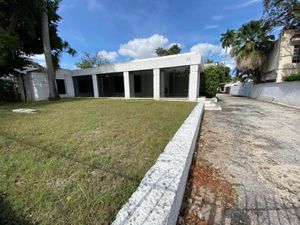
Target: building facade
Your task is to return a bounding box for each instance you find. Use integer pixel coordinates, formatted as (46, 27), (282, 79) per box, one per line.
(262, 29), (300, 82)
(17, 52), (203, 101)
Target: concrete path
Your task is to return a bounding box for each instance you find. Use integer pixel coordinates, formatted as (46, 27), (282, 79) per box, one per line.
(179, 94), (300, 225)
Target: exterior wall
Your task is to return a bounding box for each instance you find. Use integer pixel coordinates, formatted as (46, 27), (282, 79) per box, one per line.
(229, 81), (300, 108)
(276, 30), (300, 82)
(229, 81), (254, 97)
(262, 30), (300, 82)
(31, 72), (49, 101)
(72, 52), (201, 76)
(17, 69), (74, 101)
(261, 41), (280, 82)
(19, 53), (203, 101)
(188, 65), (200, 101)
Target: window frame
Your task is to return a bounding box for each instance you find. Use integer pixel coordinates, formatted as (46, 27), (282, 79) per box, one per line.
(292, 45), (300, 63)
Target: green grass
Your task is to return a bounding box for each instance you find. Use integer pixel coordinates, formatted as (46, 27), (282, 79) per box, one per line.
(0, 98), (195, 225)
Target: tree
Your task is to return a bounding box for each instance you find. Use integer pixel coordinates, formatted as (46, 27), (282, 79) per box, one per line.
(263, 0), (300, 30)
(156, 44), (181, 56)
(230, 20), (275, 82)
(75, 52), (110, 69)
(42, 0), (57, 100)
(205, 59), (214, 63)
(202, 64), (231, 97)
(221, 29), (236, 79)
(0, 0), (76, 99)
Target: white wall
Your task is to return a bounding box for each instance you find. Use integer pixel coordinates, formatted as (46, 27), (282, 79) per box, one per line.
(72, 52), (202, 76)
(230, 81), (300, 108)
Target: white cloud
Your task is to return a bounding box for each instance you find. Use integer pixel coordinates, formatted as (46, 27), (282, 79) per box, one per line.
(205, 25), (219, 29)
(225, 57), (237, 70)
(190, 43), (236, 70)
(227, 0), (261, 9)
(190, 43), (224, 56)
(31, 54), (46, 67)
(97, 50), (118, 62)
(87, 0), (103, 11)
(118, 34), (168, 59)
(212, 15), (223, 21)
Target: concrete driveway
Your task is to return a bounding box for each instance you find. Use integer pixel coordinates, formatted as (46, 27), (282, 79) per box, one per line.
(179, 94), (300, 225)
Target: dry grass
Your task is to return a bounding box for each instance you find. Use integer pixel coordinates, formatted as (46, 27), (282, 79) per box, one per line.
(0, 98), (195, 225)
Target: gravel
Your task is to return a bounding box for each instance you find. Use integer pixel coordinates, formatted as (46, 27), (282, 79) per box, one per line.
(179, 94), (300, 225)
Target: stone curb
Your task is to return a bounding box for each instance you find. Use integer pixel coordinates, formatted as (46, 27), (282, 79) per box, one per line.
(112, 102), (204, 225)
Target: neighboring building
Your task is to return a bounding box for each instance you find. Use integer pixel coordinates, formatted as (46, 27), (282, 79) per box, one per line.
(262, 29), (300, 82)
(17, 52), (204, 101)
(16, 67), (73, 101)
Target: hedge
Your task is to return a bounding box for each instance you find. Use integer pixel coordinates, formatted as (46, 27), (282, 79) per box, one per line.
(0, 79), (17, 102)
(283, 72), (300, 82)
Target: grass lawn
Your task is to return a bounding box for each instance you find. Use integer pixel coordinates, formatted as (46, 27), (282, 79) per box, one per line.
(0, 98), (195, 225)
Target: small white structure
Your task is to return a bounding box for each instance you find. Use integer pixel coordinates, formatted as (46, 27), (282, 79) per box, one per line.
(17, 52), (204, 102)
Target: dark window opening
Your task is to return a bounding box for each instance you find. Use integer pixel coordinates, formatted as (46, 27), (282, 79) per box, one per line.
(292, 45), (300, 63)
(161, 66), (189, 98)
(134, 75), (141, 93)
(129, 70), (153, 97)
(97, 73), (124, 97)
(73, 75), (94, 97)
(56, 79), (66, 94)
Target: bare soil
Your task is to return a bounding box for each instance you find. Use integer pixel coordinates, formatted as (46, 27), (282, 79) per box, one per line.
(179, 94), (300, 225)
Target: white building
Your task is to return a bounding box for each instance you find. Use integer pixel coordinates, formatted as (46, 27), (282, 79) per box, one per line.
(17, 52), (204, 101)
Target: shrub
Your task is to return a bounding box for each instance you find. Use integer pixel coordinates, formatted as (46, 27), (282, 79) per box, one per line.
(282, 72), (300, 81)
(202, 66), (222, 97)
(0, 79), (16, 102)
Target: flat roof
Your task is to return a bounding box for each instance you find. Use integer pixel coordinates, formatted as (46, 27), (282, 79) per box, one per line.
(72, 52), (202, 76)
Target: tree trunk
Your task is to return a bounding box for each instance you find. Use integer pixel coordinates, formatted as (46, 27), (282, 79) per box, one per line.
(223, 47), (228, 79)
(41, 0), (59, 100)
(8, 1), (18, 34)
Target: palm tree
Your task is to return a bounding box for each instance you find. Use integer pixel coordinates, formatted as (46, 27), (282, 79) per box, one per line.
(231, 20), (275, 81)
(42, 0), (59, 100)
(221, 29), (236, 66)
(221, 29), (236, 78)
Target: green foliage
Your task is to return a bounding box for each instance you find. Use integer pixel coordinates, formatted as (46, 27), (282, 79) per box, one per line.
(263, 0), (300, 29)
(75, 52), (110, 69)
(156, 44), (181, 56)
(203, 65), (230, 97)
(227, 20), (275, 82)
(0, 79), (16, 102)
(0, 0), (76, 76)
(282, 72), (300, 81)
(220, 29), (236, 49)
(205, 59), (214, 63)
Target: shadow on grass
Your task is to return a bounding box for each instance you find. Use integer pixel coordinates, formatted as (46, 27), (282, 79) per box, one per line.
(0, 193), (37, 225)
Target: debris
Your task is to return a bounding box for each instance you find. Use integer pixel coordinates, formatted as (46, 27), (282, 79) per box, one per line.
(12, 108), (38, 114)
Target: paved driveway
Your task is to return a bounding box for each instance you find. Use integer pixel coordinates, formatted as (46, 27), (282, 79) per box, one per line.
(179, 94), (300, 225)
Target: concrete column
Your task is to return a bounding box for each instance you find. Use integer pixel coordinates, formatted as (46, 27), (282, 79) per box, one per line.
(153, 68), (160, 100)
(160, 71), (165, 97)
(123, 71), (130, 99)
(188, 65), (200, 101)
(65, 75), (75, 97)
(92, 74), (99, 98)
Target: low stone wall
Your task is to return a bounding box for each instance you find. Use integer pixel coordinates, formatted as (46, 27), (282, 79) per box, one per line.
(112, 102), (204, 225)
(229, 81), (300, 108)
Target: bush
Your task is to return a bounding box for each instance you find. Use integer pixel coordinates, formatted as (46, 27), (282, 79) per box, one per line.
(202, 66), (222, 97)
(0, 79), (17, 102)
(282, 72), (300, 81)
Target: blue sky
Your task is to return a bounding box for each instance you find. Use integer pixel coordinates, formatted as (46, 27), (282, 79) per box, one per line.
(33, 0), (264, 70)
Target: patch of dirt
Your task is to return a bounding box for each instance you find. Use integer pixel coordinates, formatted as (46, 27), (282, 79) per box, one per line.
(178, 162), (235, 225)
